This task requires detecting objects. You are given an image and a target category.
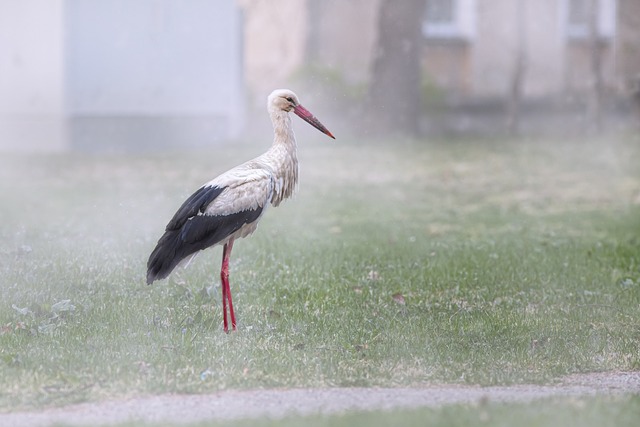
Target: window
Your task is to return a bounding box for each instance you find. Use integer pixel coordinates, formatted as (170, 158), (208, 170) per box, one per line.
(422, 0), (476, 40)
(565, 0), (617, 39)
(426, 0), (455, 25)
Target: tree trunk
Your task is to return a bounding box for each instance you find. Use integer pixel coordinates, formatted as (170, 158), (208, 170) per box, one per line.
(587, 0), (604, 133)
(617, 0), (640, 127)
(367, 0), (426, 136)
(507, 0), (527, 136)
(305, 0), (321, 64)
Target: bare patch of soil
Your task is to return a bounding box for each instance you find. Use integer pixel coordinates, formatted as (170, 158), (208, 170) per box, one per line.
(2, 372), (639, 427)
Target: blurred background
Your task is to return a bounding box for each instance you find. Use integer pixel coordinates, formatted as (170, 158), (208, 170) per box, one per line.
(1, 0), (639, 152)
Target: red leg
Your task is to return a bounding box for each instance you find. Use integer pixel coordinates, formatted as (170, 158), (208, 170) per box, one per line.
(221, 239), (236, 332)
(221, 267), (228, 333)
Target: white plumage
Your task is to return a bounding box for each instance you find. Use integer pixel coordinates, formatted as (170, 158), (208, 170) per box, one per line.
(147, 89), (335, 332)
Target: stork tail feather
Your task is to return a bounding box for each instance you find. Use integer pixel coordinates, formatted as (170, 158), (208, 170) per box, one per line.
(146, 229), (183, 284)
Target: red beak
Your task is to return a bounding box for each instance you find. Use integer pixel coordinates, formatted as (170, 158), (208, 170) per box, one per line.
(293, 105), (335, 139)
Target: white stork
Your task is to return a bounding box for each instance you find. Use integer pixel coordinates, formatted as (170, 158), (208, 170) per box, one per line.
(147, 89), (335, 332)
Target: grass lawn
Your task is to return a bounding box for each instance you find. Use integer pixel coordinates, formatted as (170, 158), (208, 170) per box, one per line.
(0, 134), (639, 411)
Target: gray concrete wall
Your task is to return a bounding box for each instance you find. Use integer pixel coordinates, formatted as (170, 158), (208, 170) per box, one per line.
(0, 0), (67, 151)
(0, 0), (243, 152)
(65, 0), (244, 151)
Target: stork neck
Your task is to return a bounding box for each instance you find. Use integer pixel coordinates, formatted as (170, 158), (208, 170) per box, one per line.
(271, 110), (297, 149)
(267, 110), (299, 205)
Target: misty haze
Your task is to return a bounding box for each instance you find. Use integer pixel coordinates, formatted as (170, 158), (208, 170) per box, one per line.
(1, 1), (639, 426)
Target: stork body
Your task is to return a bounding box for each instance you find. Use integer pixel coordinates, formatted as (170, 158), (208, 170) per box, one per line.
(146, 89), (334, 332)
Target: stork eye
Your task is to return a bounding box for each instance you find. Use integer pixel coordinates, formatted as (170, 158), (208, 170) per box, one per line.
(285, 96), (294, 103)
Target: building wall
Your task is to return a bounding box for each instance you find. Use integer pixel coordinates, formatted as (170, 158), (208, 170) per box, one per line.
(472, 0), (517, 97)
(564, 42), (615, 94)
(437, 0), (621, 99)
(65, 0), (244, 151)
(561, 0), (618, 94)
(1, 0), (243, 152)
(424, 41), (472, 95)
(311, 0), (381, 85)
(240, 0), (634, 102)
(521, 0), (565, 97)
(473, 0), (565, 98)
(0, 0), (67, 151)
(238, 0), (308, 104)
(239, 0), (381, 105)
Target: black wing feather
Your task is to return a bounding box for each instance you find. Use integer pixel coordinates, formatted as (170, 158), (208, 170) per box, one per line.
(146, 184), (263, 284)
(166, 185), (225, 230)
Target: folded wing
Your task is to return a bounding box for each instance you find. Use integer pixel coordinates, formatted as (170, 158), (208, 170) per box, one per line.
(146, 169), (274, 284)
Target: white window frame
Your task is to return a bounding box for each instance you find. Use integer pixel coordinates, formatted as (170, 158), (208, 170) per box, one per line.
(563, 0), (617, 39)
(422, 0), (476, 40)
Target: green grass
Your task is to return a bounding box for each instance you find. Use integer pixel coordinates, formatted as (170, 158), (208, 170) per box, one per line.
(1, 135), (639, 411)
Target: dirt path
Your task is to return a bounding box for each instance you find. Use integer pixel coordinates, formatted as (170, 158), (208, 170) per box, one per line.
(2, 372), (639, 427)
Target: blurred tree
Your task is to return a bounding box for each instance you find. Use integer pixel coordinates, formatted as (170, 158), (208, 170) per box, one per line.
(617, 1), (640, 85)
(366, 0), (426, 136)
(305, 0), (321, 64)
(618, 0), (640, 126)
(507, 0), (527, 136)
(587, 0), (604, 132)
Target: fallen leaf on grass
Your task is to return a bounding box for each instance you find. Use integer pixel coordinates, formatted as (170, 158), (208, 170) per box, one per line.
(354, 343), (368, 352)
(268, 310), (281, 319)
(392, 293), (406, 305)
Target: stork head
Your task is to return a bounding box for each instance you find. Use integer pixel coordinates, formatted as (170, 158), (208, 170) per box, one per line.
(268, 89), (335, 139)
